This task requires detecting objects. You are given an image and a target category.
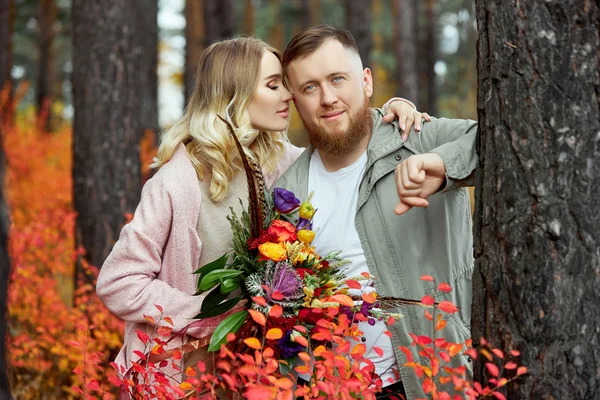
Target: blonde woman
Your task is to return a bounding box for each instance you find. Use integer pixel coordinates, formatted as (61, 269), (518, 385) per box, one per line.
(96, 37), (425, 390)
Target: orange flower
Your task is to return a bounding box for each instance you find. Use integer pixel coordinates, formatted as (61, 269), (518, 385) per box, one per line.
(258, 242), (287, 261)
(267, 220), (297, 243)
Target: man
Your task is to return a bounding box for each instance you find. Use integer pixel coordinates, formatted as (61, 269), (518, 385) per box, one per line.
(276, 25), (477, 399)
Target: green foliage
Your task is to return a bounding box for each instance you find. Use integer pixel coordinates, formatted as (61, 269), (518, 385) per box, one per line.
(207, 310), (248, 352)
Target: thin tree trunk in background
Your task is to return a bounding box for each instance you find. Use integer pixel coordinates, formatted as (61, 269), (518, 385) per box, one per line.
(473, 1), (600, 398)
(204, 0), (234, 47)
(419, 0), (436, 114)
(393, 0), (419, 104)
(36, 0), (56, 130)
(269, 0), (284, 51)
(346, 0), (372, 67)
(136, 0), (159, 140)
(0, 126), (12, 398)
(0, 0), (14, 127)
(299, 0), (319, 29)
(184, 0), (204, 103)
(72, 0), (157, 283)
(244, 0), (255, 35)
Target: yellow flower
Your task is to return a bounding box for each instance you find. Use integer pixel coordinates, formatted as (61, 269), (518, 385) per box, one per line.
(258, 242), (287, 261)
(297, 229), (316, 245)
(299, 201), (315, 219)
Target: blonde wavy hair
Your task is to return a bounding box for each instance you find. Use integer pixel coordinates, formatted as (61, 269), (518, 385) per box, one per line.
(152, 37), (288, 202)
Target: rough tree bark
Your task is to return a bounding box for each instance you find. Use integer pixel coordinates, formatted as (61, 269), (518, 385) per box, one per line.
(36, 0), (56, 129)
(137, 0), (159, 140)
(72, 0), (157, 281)
(346, 0), (372, 67)
(203, 0), (233, 47)
(0, 124), (11, 400)
(393, 0), (419, 105)
(473, 1), (600, 399)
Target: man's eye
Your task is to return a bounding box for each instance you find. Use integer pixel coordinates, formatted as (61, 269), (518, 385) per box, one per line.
(303, 84), (316, 93)
(332, 76), (343, 83)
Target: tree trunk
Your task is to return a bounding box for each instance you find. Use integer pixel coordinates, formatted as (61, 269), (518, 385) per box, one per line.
(0, 0), (14, 127)
(298, 0), (319, 29)
(419, 0), (437, 115)
(203, 0), (234, 47)
(392, 0), (419, 105)
(346, 0), (372, 67)
(72, 0), (157, 281)
(0, 125), (13, 400)
(184, 0), (204, 102)
(137, 0), (159, 140)
(473, 1), (600, 399)
(244, 0), (255, 35)
(36, 0), (56, 130)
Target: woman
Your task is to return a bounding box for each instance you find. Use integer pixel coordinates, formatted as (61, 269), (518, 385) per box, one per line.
(96, 37), (425, 389)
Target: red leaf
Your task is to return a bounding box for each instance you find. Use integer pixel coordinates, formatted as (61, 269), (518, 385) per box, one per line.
(373, 346), (384, 357)
(492, 348), (504, 359)
(438, 301), (458, 314)
(136, 330), (150, 344)
(271, 291), (284, 300)
(248, 309), (267, 326)
(510, 349), (521, 357)
(268, 304), (283, 318)
(437, 282), (452, 293)
(504, 361), (517, 370)
(163, 317), (174, 326)
(517, 366), (527, 376)
(345, 279), (361, 289)
(492, 393), (507, 400)
(485, 363), (499, 377)
(252, 296), (267, 307)
(420, 274), (434, 282)
(421, 295), (435, 306)
(155, 304), (164, 313)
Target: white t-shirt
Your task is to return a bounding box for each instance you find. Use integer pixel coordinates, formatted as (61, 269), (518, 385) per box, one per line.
(308, 150), (397, 386)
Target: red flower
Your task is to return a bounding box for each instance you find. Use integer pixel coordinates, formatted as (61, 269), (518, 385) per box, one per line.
(247, 230), (279, 250)
(268, 220), (297, 243)
(295, 268), (315, 279)
(298, 308), (322, 325)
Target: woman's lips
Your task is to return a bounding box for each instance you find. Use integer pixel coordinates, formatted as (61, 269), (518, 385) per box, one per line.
(277, 107), (289, 118)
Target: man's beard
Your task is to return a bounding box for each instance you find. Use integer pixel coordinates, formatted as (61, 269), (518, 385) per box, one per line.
(301, 98), (373, 156)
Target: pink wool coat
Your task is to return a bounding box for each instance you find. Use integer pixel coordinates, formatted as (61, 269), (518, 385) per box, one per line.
(96, 142), (303, 379)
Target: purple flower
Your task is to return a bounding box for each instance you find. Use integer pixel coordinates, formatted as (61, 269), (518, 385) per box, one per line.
(296, 218), (312, 231)
(267, 262), (304, 302)
(278, 330), (305, 358)
(273, 188), (300, 213)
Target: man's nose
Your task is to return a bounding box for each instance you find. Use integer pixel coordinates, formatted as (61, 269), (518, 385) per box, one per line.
(320, 85), (338, 106)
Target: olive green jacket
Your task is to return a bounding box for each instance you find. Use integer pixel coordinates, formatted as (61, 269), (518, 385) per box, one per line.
(275, 109), (478, 399)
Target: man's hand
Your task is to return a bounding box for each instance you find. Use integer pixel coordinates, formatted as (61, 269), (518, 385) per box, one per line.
(382, 99), (432, 141)
(394, 153), (446, 216)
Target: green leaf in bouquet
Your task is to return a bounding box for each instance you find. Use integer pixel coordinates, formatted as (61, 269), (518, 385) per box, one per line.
(208, 310), (248, 352)
(199, 286), (228, 310)
(193, 295), (244, 319)
(193, 253), (228, 282)
(220, 277), (240, 294)
(198, 269), (244, 292)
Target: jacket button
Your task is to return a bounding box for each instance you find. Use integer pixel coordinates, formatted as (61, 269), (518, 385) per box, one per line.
(395, 154), (402, 161)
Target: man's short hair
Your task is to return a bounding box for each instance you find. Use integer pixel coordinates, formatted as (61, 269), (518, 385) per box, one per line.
(282, 25), (359, 69)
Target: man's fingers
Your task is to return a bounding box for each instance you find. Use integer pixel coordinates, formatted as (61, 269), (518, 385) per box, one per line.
(382, 112), (395, 123)
(400, 196), (429, 208)
(394, 202), (412, 216)
(422, 112), (432, 122)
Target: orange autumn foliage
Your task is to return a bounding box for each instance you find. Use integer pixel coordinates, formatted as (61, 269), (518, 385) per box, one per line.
(4, 109), (157, 398)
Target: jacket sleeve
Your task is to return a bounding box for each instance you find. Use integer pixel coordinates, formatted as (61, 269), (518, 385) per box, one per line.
(418, 117), (478, 192)
(96, 175), (207, 337)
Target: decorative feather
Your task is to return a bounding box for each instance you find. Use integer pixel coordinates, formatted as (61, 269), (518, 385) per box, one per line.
(351, 295), (441, 309)
(217, 115), (266, 239)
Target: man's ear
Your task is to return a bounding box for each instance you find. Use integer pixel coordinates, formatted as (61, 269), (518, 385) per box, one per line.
(363, 67), (374, 98)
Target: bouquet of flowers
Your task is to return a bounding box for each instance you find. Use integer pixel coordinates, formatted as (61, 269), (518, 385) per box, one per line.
(189, 118), (402, 373)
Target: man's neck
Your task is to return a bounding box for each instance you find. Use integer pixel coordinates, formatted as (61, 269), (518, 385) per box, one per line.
(316, 133), (371, 172)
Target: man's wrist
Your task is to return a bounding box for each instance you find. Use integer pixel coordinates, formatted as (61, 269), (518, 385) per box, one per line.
(383, 97), (417, 113)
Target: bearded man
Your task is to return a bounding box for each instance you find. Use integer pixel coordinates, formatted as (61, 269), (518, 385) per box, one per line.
(276, 25), (478, 400)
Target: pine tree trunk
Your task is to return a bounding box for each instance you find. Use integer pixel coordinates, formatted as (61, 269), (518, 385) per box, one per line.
(137, 1), (158, 141)
(419, 0), (436, 115)
(0, 0), (13, 127)
(203, 0), (234, 47)
(393, 0), (419, 104)
(473, 1), (600, 398)
(72, 0), (157, 281)
(244, 0), (255, 35)
(346, 0), (372, 67)
(184, 0), (204, 102)
(36, 0), (56, 130)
